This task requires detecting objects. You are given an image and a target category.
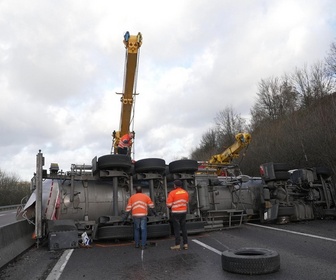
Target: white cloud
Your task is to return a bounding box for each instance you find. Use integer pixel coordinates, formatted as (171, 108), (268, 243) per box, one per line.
(0, 0), (335, 180)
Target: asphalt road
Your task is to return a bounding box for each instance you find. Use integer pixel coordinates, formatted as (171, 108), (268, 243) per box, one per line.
(0, 209), (17, 227)
(1, 219), (336, 280)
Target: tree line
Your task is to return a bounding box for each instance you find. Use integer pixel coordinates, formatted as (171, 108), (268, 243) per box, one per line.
(0, 169), (30, 206)
(190, 41), (336, 178)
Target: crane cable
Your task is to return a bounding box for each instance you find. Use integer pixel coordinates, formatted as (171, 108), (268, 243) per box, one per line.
(238, 143), (250, 165)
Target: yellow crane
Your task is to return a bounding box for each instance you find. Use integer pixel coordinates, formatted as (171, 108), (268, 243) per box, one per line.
(209, 132), (251, 165)
(198, 132), (251, 175)
(112, 31), (143, 154)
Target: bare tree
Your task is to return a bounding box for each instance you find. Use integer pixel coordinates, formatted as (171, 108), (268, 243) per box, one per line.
(0, 169), (30, 206)
(292, 62), (335, 108)
(325, 41), (336, 77)
(214, 107), (247, 137)
(191, 107), (249, 161)
(190, 128), (218, 161)
(250, 76), (298, 129)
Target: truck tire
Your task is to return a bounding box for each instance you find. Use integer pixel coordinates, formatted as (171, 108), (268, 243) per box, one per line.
(273, 163), (291, 171)
(147, 223), (171, 238)
(315, 166), (332, 179)
(134, 158), (166, 173)
(278, 206), (295, 216)
(221, 247), (280, 275)
(274, 171), (290, 180)
(96, 225), (133, 240)
(98, 154), (132, 171)
(169, 159), (198, 173)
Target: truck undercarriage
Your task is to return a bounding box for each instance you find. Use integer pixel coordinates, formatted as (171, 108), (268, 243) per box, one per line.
(17, 152), (336, 250)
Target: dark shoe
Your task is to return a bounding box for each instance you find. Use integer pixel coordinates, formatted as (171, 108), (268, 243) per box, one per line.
(141, 245), (147, 250)
(135, 244), (139, 248)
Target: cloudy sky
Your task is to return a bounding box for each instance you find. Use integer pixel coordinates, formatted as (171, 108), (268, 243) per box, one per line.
(1, 0), (335, 181)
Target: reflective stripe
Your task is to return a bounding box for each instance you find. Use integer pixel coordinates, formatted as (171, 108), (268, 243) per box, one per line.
(125, 193), (154, 216)
(166, 187), (189, 213)
(118, 134), (132, 148)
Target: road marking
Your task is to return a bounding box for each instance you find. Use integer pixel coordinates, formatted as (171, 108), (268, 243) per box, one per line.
(192, 239), (222, 255)
(46, 249), (74, 280)
(246, 223), (336, 242)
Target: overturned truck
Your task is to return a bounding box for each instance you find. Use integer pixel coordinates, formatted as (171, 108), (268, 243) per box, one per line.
(17, 151), (249, 248)
(17, 152), (336, 249)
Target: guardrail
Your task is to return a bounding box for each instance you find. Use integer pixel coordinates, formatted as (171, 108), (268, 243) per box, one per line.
(0, 205), (20, 212)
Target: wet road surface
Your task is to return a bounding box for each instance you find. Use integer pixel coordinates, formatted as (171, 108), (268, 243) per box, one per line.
(1, 219), (336, 280)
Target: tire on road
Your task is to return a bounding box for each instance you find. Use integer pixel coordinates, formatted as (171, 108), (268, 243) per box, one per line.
(221, 247), (280, 275)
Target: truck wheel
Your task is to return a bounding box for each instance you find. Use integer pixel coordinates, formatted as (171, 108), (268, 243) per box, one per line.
(98, 154), (132, 171)
(315, 167), (332, 179)
(222, 247), (280, 275)
(274, 171), (290, 180)
(147, 223), (171, 238)
(272, 163), (291, 171)
(134, 158), (166, 173)
(169, 159), (198, 173)
(278, 206), (295, 216)
(96, 225), (133, 240)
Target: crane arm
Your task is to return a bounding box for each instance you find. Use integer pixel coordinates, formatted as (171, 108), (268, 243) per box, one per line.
(209, 132), (251, 165)
(112, 31), (142, 154)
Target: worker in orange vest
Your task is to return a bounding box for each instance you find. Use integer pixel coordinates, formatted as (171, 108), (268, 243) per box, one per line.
(166, 180), (189, 250)
(118, 132), (134, 155)
(124, 186), (155, 249)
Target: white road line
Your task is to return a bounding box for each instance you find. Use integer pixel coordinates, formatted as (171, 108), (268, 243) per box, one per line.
(246, 223), (336, 242)
(192, 239), (222, 255)
(46, 249), (74, 280)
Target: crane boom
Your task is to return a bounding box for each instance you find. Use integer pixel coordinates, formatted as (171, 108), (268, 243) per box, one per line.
(112, 31), (142, 154)
(209, 132), (251, 165)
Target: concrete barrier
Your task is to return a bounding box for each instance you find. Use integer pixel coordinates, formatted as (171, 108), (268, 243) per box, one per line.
(0, 220), (35, 268)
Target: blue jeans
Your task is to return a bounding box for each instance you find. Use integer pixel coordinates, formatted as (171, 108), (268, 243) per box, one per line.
(133, 216), (147, 247)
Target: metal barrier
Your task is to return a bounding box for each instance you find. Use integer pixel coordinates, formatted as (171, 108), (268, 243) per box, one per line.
(0, 220), (35, 268)
(0, 205), (20, 212)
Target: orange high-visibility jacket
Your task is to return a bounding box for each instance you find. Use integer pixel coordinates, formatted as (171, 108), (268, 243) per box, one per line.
(126, 193), (154, 217)
(166, 187), (189, 213)
(118, 134), (133, 148)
